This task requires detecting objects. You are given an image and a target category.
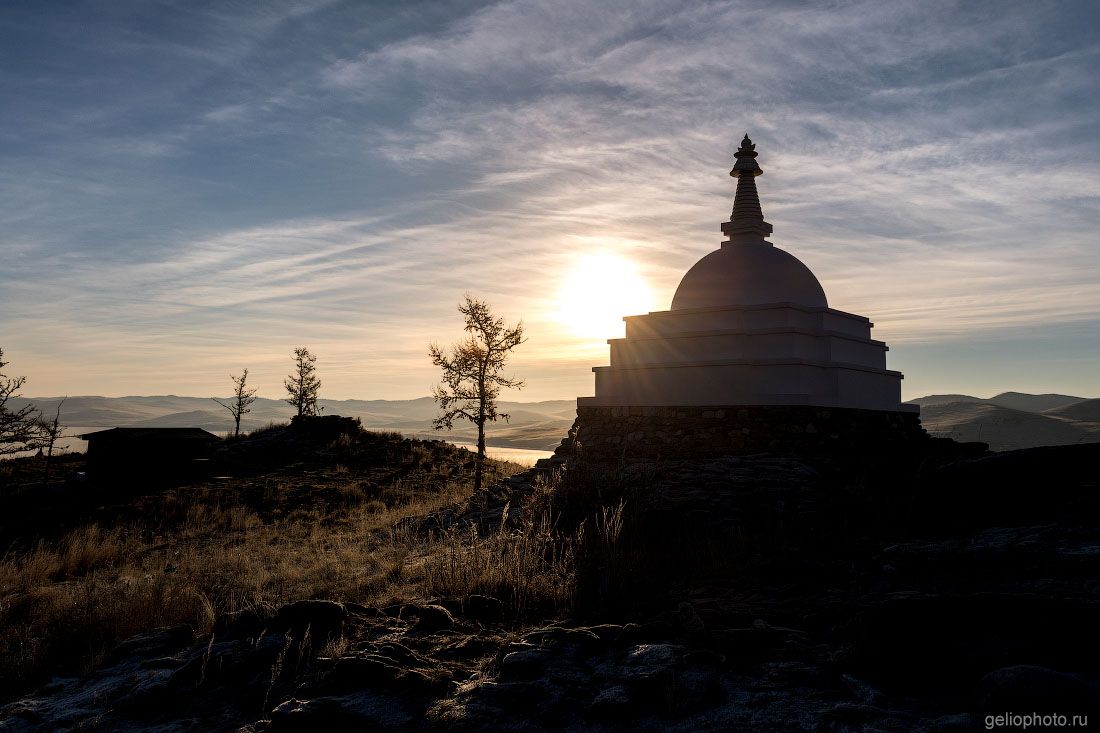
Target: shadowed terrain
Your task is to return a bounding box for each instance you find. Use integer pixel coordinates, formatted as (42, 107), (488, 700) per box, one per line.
(1, 421), (1097, 730)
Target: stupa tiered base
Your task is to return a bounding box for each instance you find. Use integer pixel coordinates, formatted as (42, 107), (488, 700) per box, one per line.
(582, 300), (914, 412)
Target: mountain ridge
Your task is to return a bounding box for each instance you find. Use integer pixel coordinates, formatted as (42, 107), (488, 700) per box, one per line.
(12, 395), (579, 451)
(905, 391), (1100, 450)
(14, 391), (1100, 453)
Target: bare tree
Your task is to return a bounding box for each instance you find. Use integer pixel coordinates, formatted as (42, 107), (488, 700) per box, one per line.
(429, 294), (526, 491)
(0, 348), (45, 456)
(285, 348), (321, 417)
(213, 369), (258, 437)
(39, 398), (66, 486)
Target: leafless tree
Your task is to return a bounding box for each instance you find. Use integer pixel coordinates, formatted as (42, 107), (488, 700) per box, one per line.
(285, 348), (321, 417)
(213, 369), (258, 437)
(0, 348), (46, 456)
(39, 397), (66, 486)
(429, 294), (526, 491)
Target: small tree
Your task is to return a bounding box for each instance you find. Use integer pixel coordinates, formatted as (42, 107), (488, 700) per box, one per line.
(39, 398), (66, 486)
(285, 347), (321, 417)
(0, 347), (45, 456)
(213, 369), (258, 437)
(429, 294), (526, 491)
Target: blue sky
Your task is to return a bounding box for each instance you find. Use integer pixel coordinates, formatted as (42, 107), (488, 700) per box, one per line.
(1, 0), (1098, 401)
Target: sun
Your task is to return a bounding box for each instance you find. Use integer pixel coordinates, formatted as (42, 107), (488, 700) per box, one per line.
(556, 253), (655, 341)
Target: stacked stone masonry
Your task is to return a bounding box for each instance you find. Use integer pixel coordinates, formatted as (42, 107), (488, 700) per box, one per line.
(556, 405), (928, 461)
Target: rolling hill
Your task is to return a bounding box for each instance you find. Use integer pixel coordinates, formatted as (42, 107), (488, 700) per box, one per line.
(14, 395), (578, 451)
(984, 391), (1086, 413)
(907, 391), (1100, 451)
(1046, 398), (1100, 423)
(915, 402), (1098, 451)
(906, 394), (986, 408)
(15, 390), (1100, 454)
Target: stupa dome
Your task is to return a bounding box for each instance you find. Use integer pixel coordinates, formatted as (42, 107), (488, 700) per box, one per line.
(671, 134), (826, 310)
(671, 241), (827, 310)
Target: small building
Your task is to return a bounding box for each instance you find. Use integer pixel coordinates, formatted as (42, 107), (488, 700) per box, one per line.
(80, 427), (220, 485)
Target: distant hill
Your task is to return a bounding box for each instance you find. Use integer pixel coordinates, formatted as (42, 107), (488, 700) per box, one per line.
(126, 410), (230, 430)
(916, 402), (1099, 451)
(14, 395), (578, 451)
(1045, 398), (1100, 423)
(908, 391), (1100, 451)
(986, 391), (1086, 413)
(906, 394), (986, 408)
(17, 391), (1100, 454)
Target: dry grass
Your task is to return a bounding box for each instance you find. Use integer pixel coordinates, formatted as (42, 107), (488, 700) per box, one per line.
(0, 428), (659, 704)
(0, 432), (533, 700)
(423, 506), (577, 618)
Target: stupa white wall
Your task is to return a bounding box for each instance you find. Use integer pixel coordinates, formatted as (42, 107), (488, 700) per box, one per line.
(582, 135), (915, 414)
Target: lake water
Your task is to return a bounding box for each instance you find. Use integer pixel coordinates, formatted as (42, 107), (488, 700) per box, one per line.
(449, 443), (554, 467)
(2, 426), (109, 458)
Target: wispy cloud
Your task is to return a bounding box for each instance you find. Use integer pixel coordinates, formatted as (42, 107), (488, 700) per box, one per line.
(2, 0), (1098, 400)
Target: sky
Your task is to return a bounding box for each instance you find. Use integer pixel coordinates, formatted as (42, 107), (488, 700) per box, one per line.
(1, 0), (1098, 402)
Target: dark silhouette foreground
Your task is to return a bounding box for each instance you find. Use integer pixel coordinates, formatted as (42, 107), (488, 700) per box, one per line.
(1, 432), (1097, 731)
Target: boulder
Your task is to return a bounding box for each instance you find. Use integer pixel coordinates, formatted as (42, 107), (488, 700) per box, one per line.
(403, 603), (456, 633)
(463, 594), (504, 621)
(274, 600), (348, 640)
(270, 694), (413, 732)
(102, 625), (193, 665)
(212, 607), (270, 640)
(499, 649), (553, 682)
(621, 643), (681, 681)
(587, 685), (631, 719)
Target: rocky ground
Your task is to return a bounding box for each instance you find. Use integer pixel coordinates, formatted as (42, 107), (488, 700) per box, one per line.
(2, 437), (1098, 731)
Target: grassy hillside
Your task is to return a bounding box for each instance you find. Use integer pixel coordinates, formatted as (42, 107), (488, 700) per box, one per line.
(0, 425), (532, 702)
(1046, 397), (1100, 423)
(5, 393), (1100, 730)
(918, 402), (1100, 450)
(986, 391), (1086, 413)
(4, 425), (1099, 729)
(908, 391), (1100, 450)
(906, 394), (986, 408)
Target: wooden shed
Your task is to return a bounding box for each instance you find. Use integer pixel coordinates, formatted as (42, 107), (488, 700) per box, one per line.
(80, 427), (220, 485)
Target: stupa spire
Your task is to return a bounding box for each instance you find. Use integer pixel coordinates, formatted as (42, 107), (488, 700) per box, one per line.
(721, 134), (774, 244)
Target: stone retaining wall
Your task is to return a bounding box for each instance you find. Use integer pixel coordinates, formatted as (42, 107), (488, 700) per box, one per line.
(553, 405), (927, 460)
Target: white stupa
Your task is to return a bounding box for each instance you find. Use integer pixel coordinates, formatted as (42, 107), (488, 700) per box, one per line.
(581, 135), (914, 414)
